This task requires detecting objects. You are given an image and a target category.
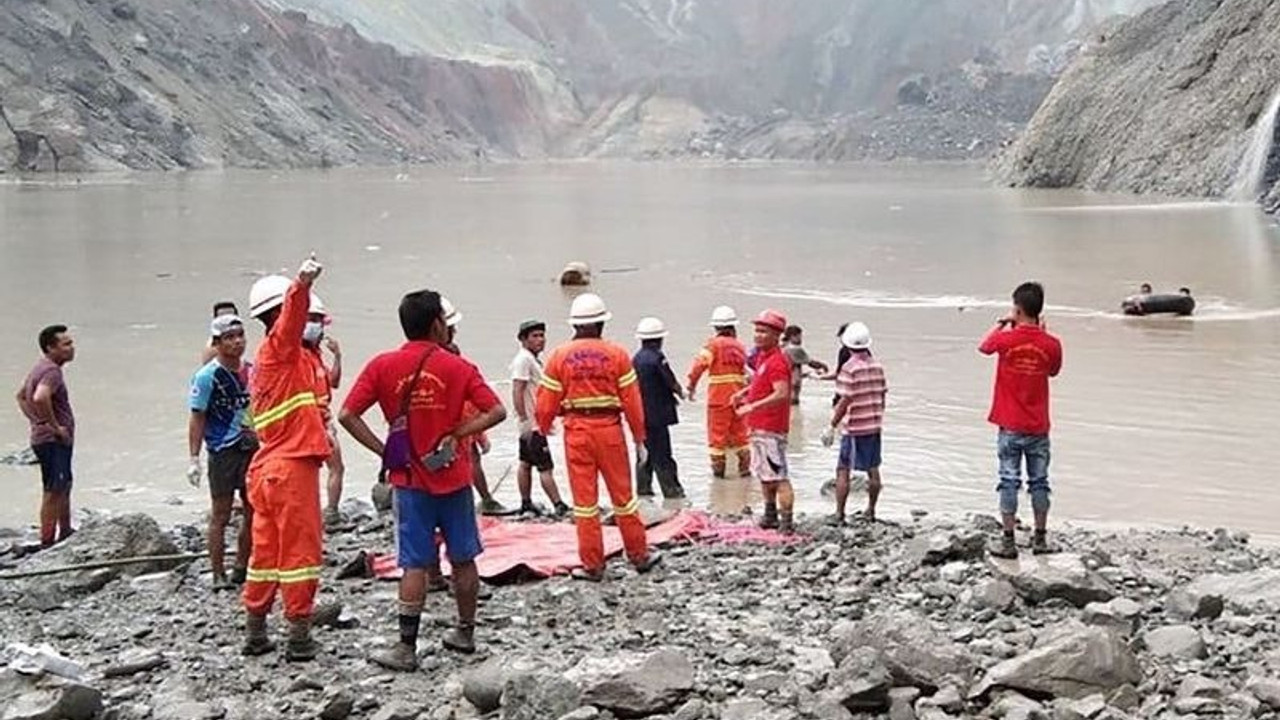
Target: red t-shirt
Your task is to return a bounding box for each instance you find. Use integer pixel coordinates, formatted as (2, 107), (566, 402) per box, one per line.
(979, 324), (1063, 435)
(342, 340), (500, 495)
(746, 346), (791, 434)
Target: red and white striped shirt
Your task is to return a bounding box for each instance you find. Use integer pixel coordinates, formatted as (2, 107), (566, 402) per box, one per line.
(835, 352), (887, 436)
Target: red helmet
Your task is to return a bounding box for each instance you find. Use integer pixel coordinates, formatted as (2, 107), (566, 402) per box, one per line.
(753, 309), (787, 333)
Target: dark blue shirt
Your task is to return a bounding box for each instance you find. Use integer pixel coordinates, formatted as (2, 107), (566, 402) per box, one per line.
(632, 346), (679, 428)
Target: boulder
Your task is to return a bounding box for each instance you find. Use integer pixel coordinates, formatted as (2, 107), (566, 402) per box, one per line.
(990, 554), (1115, 608)
(888, 687), (920, 720)
(991, 691), (1049, 720)
(1142, 625), (1206, 660)
(721, 698), (768, 720)
(371, 702), (420, 720)
(833, 610), (974, 691)
(1246, 676), (1280, 709)
(1053, 694), (1107, 720)
(559, 261), (592, 286)
(1178, 570), (1280, 614)
(501, 672), (581, 720)
(556, 709), (600, 720)
(15, 514), (181, 594)
(970, 627), (1141, 701)
(319, 692), (355, 720)
(672, 698), (706, 720)
(466, 657), (534, 713)
(565, 648), (693, 718)
(1082, 598), (1142, 634)
(824, 647), (891, 712)
(1175, 676), (1224, 700)
(973, 578), (1020, 613)
(921, 532), (987, 566)
(0, 670), (102, 720)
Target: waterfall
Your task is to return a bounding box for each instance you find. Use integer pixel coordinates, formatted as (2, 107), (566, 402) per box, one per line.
(1231, 87), (1280, 201)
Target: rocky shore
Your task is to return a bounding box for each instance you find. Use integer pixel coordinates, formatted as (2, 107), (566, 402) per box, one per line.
(3, 505), (1280, 720)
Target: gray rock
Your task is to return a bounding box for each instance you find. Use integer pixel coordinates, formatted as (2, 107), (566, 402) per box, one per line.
(971, 627), (1141, 701)
(721, 698), (768, 720)
(833, 610), (974, 691)
(1171, 697), (1218, 715)
(990, 554), (1115, 608)
(320, 692), (355, 720)
(807, 697), (854, 720)
(743, 671), (787, 693)
(1142, 625), (1207, 660)
(1225, 692), (1263, 717)
(153, 701), (222, 720)
(922, 532), (987, 566)
(791, 647), (835, 678)
(502, 672), (581, 720)
(672, 698), (706, 720)
(1107, 685), (1140, 711)
(557, 708), (600, 720)
(1082, 598), (1142, 634)
(565, 649), (693, 718)
(992, 691), (1049, 720)
(918, 684), (965, 713)
(888, 687), (919, 720)
(1166, 589), (1224, 621)
(0, 674), (103, 720)
(1053, 694), (1107, 720)
(826, 647), (891, 712)
(466, 657), (530, 714)
(973, 579), (1020, 613)
(1179, 570), (1280, 614)
(1175, 676), (1224, 700)
(371, 702), (420, 720)
(1246, 676), (1280, 709)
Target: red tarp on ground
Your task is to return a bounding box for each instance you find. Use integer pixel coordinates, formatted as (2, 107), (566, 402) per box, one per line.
(368, 510), (804, 583)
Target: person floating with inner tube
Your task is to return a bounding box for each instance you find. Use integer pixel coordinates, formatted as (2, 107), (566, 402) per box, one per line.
(1122, 283), (1195, 316)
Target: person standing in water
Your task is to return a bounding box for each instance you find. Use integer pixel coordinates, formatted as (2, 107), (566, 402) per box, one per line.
(633, 317), (685, 500)
(822, 322), (887, 525)
(782, 325), (829, 407)
(979, 281), (1063, 559)
(687, 306), (751, 478)
(16, 325), (77, 548)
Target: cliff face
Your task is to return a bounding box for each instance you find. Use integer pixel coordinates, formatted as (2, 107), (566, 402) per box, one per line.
(0, 0), (1157, 171)
(0, 0), (579, 171)
(999, 0), (1280, 209)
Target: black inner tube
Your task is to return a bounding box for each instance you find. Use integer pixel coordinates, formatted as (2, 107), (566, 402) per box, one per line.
(1121, 294), (1195, 316)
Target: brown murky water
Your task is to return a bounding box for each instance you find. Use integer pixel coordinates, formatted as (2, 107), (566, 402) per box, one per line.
(2, 164), (1278, 536)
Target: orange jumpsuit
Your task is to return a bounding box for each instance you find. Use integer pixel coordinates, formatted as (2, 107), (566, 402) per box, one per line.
(536, 338), (649, 572)
(687, 335), (751, 477)
(244, 281), (331, 621)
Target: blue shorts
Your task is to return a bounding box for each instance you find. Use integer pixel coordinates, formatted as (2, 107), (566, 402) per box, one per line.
(837, 433), (881, 472)
(33, 443), (73, 492)
(395, 486), (483, 569)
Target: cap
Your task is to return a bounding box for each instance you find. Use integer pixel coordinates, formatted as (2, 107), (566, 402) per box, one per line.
(210, 314), (245, 338)
(753, 309), (787, 333)
(518, 320), (546, 339)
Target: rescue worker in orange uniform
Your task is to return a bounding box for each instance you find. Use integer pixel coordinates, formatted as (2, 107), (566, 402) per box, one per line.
(535, 293), (660, 581)
(241, 255), (330, 661)
(687, 306), (751, 478)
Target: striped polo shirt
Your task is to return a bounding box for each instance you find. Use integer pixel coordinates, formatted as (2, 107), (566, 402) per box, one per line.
(834, 352), (887, 436)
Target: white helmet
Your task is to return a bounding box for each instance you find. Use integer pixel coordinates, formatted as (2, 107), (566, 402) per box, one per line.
(841, 322), (873, 350)
(709, 305), (738, 327)
(569, 293), (612, 326)
(248, 275), (292, 319)
(635, 317), (668, 340)
(309, 293), (326, 316)
(441, 297), (462, 327)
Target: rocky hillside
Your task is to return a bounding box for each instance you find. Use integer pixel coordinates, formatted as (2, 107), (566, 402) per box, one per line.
(999, 0), (1280, 212)
(0, 0), (1158, 171)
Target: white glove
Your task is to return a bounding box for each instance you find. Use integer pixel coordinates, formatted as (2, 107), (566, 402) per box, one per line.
(298, 254), (323, 282)
(186, 457), (202, 488)
(635, 443), (649, 468)
(820, 426), (836, 448)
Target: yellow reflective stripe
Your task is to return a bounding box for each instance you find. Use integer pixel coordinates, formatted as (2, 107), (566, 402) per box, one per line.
(708, 374), (746, 384)
(562, 396), (621, 409)
(278, 566), (322, 584)
(540, 376), (564, 392)
(246, 568), (279, 582)
(614, 498), (640, 516)
(708, 447), (727, 457)
(253, 391), (318, 431)
(573, 505), (600, 518)
(618, 370), (637, 388)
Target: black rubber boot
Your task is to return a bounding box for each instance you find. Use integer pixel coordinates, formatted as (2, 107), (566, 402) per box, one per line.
(759, 504), (779, 530)
(656, 469), (685, 499)
(241, 614), (276, 657)
(285, 617), (319, 662)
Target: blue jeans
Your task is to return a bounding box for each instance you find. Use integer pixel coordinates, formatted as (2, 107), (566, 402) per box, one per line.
(996, 430), (1050, 516)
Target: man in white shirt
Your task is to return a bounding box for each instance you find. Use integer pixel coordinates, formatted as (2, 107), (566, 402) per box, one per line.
(510, 320), (570, 517)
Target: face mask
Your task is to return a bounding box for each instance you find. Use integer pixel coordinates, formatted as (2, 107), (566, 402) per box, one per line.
(302, 322), (324, 345)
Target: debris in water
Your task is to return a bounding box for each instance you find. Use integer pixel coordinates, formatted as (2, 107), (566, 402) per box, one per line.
(559, 261), (592, 286)
(600, 266), (640, 274)
(364, 245), (381, 252)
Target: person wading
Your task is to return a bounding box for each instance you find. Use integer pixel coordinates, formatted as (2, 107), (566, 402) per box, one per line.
(187, 314), (257, 589)
(633, 317), (685, 499)
(686, 306), (751, 478)
(302, 295), (347, 530)
(240, 255), (330, 661)
(16, 325), (77, 547)
(536, 293), (660, 581)
(735, 310), (796, 533)
(340, 289), (506, 669)
(510, 320), (569, 516)
(821, 322), (888, 525)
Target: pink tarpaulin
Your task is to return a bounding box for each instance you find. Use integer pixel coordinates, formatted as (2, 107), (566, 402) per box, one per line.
(366, 510), (805, 583)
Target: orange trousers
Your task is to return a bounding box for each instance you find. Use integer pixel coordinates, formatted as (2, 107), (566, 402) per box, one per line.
(565, 420), (648, 572)
(707, 404), (748, 454)
(243, 456), (323, 620)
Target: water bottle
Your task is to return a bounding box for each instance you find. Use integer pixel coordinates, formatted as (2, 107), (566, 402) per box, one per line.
(5, 642), (85, 681)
